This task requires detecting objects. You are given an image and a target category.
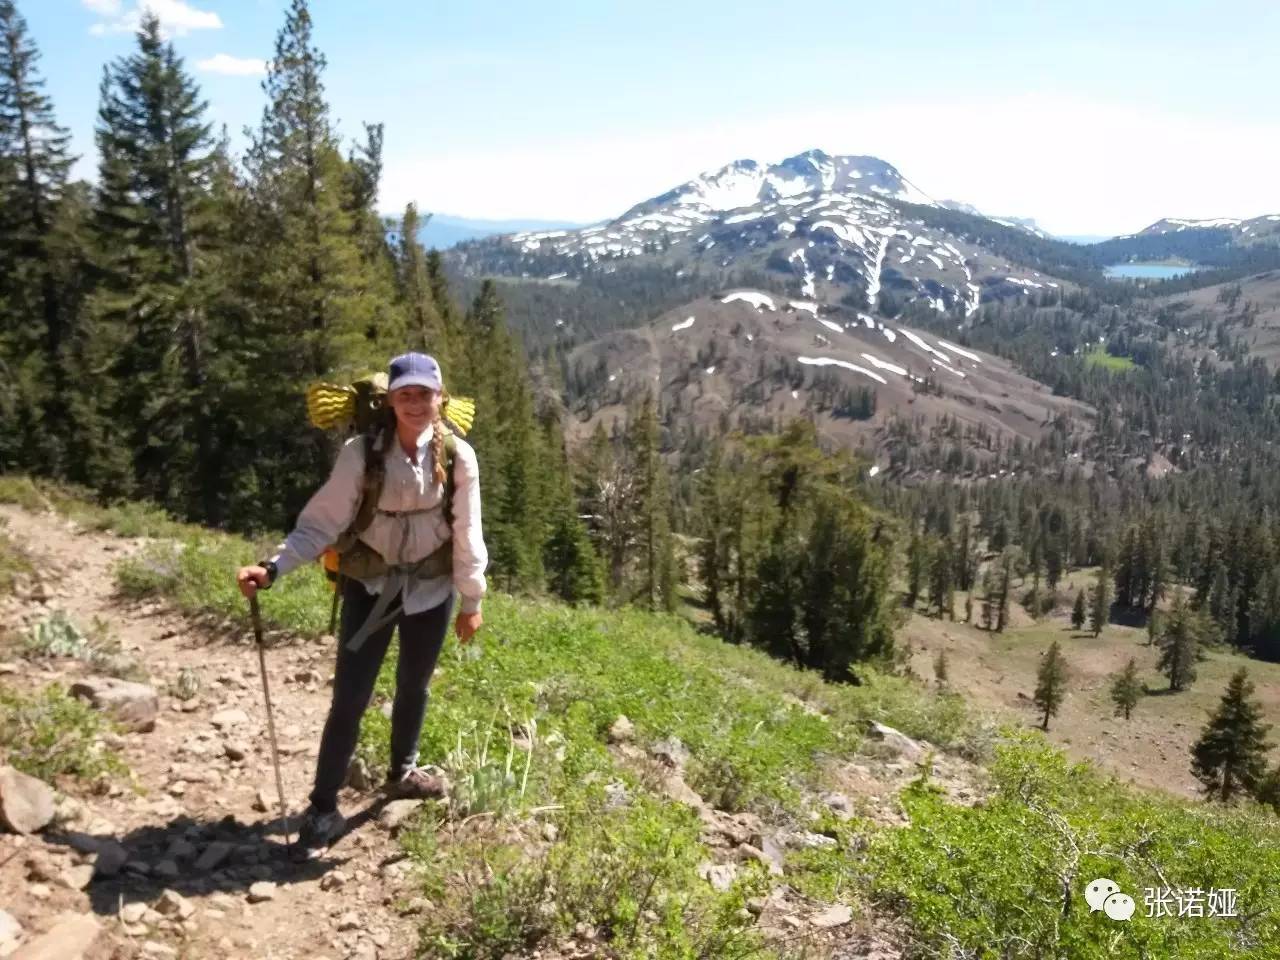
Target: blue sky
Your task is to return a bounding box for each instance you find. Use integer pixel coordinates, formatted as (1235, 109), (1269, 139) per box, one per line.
(24, 0), (1280, 235)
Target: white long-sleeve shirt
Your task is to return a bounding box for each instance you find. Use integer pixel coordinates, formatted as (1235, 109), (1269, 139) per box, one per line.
(269, 424), (488, 615)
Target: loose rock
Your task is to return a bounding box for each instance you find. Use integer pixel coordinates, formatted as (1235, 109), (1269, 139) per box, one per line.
(247, 881), (277, 903)
(696, 861), (739, 892)
(738, 842), (783, 877)
(864, 721), (925, 762)
(0, 766), (56, 835)
(821, 791), (854, 819)
(93, 840), (129, 878)
(650, 736), (690, 769)
(154, 890), (195, 921)
(210, 708), (249, 730)
(8, 911), (100, 960)
(319, 870), (348, 892)
(659, 772), (704, 809)
(809, 904), (853, 929)
(0, 909), (22, 954)
(194, 841), (233, 872)
(607, 715), (635, 744)
(378, 799), (422, 833)
(164, 838), (196, 861)
(152, 860), (179, 880)
(59, 864), (95, 891)
(69, 677), (159, 733)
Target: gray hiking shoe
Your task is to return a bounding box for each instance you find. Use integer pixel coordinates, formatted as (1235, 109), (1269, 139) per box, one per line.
(385, 766), (449, 800)
(292, 805), (344, 860)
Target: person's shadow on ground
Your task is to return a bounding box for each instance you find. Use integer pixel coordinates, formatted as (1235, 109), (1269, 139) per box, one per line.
(43, 794), (395, 916)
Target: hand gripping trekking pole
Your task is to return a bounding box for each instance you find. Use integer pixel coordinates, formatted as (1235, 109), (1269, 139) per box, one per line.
(249, 593), (292, 847)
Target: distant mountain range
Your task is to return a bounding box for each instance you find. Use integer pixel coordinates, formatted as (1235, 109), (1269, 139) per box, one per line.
(450, 148), (1280, 311)
(392, 213), (584, 251)
(450, 148), (1095, 320)
(440, 147), (1280, 474)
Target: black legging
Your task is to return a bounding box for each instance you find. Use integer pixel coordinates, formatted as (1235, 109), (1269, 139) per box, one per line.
(309, 578), (453, 813)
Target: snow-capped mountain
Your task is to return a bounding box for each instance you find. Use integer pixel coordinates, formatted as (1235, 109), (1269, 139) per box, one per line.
(938, 201), (1048, 239)
(621, 150), (935, 220)
(456, 149), (1064, 320)
(1135, 214), (1280, 240)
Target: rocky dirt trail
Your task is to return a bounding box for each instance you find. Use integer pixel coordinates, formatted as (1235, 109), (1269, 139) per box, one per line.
(0, 504), (428, 960)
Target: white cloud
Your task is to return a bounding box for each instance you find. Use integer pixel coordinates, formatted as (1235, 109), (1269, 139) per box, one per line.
(85, 0), (222, 38)
(197, 53), (266, 77)
(382, 94), (1280, 237)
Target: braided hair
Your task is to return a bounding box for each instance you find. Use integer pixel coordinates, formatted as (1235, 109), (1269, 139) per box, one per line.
(430, 404), (447, 486)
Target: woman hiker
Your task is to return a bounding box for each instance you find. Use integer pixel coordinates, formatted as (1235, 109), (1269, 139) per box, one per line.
(235, 352), (487, 858)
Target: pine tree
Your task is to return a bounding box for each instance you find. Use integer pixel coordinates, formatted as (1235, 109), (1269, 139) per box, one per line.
(539, 417), (605, 605)
(238, 0), (401, 525)
(928, 538), (954, 619)
(624, 391), (675, 610)
(799, 493), (895, 680)
(955, 518), (974, 591)
(458, 281), (549, 593)
(906, 530), (927, 608)
(750, 524), (800, 665)
(396, 202), (447, 358)
(1045, 534), (1064, 590)
(1254, 765), (1280, 815)
(1034, 640), (1068, 731)
(1071, 588), (1086, 630)
(244, 0), (394, 377)
(980, 567), (995, 630)
(577, 421), (635, 594)
(88, 13), (223, 517)
(0, 0), (76, 473)
(1113, 525), (1138, 609)
(1089, 565), (1110, 636)
(1146, 522), (1168, 620)
(1191, 668), (1273, 803)
(1248, 565), (1280, 661)
(1110, 658), (1142, 720)
(1207, 562), (1236, 644)
(933, 647), (949, 687)
(1157, 596), (1201, 692)
(995, 550), (1012, 633)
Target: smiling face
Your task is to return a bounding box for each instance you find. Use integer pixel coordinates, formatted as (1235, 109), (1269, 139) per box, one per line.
(388, 385), (441, 435)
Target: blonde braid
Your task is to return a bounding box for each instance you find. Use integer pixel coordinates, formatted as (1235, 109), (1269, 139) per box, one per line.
(430, 408), (447, 486)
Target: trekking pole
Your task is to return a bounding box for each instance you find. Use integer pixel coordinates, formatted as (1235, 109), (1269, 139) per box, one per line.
(249, 592), (292, 848)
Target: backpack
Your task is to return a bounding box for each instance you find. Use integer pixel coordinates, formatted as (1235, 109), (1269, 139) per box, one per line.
(305, 374), (476, 592)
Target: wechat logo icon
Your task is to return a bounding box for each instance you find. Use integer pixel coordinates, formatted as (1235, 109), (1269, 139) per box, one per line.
(1085, 878), (1136, 921)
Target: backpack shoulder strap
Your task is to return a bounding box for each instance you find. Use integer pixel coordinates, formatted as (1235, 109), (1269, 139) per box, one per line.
(336, 431), (386, 551)
(442, 431), (458, 528)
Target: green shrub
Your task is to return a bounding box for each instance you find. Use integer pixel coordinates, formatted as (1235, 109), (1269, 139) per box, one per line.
(23, 610), (145, 681)
(115, 536), (333, 636)
(0, 476), (49, 512)
(868, 734), (1280, 958)
(0, 520), (35, 597)
(416, 784), (771, 960)
(0, 684), (126, 783)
